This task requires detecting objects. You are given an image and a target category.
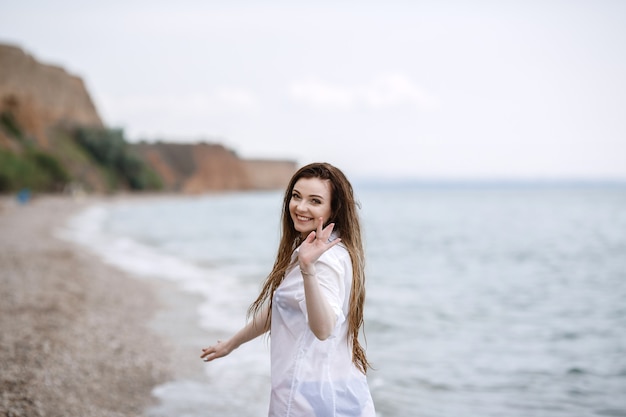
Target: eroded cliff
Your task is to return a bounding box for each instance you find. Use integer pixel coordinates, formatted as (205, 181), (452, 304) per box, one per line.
(0, 43), (103, 149)
(133, 142), (296, 192)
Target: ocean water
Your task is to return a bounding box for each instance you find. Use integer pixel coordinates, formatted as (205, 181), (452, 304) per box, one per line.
(60, 184), (626, 417)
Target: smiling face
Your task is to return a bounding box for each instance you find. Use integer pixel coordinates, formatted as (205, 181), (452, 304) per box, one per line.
(289, 177), (333, 238)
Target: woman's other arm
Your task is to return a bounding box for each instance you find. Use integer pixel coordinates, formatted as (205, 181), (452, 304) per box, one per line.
(200, 304), (270, 362)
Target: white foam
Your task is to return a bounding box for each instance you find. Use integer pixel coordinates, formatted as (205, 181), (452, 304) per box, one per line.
(57, 203), (255, 334)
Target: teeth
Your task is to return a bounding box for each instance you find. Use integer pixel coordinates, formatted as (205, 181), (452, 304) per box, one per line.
(297, 215), (312, 221)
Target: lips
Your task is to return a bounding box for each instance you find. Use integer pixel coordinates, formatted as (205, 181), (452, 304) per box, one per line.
(296, 215), (313, 222)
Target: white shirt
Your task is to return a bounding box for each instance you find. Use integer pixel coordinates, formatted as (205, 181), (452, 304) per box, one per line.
(269, 241), (376, 417)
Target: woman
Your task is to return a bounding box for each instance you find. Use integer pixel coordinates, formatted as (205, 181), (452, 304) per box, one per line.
(201, 162), (375, 417)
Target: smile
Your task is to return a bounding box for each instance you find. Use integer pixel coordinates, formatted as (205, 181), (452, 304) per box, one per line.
(296, 215), (313, 222)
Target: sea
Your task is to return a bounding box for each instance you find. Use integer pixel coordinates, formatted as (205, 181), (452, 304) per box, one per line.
(59, 182), (626, 417)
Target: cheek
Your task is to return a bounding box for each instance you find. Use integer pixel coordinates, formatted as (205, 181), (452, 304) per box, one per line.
(288, 201), (298, 215)
(322, 206), (333, 222)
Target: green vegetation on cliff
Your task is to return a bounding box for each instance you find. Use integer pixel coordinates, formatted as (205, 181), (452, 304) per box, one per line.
(0, 111), (71, 192)
(0, 110), (162, 193)
(0, 111), (25, 140)
(73, 127), (162, 191)
(0, 147), (71, 192)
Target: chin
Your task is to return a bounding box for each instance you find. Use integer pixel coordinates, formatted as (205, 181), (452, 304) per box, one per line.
(294, 225), (313, 235)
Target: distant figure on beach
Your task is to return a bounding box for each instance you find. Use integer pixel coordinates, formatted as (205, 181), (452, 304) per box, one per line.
(17, 188), (31, 204)
(201, 162), (375, 416)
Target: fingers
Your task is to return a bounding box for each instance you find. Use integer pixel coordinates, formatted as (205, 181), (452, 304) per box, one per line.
(305, 230), (316, 243)
(200, 346), (213, 359)
(298, 221), (341, 269)
(324, 222), (335, 238)
(316, 217), (324, 236)
(304, 220), (336, 246)
(314, 218), (335, 237)
(200, 340), (222, 362)
(201, 348), (219, 362)
(327, 236), (342, 248)
(321, 221), (335, 242)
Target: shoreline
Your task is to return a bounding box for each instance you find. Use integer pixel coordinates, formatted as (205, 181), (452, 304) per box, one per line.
(0, 194), (177, 416)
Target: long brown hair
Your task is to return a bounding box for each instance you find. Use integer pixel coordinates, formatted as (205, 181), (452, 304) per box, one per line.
(248, 162), (371, 374)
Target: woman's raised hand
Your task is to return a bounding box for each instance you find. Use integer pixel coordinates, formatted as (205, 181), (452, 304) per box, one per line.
(298, 218), (342, 268)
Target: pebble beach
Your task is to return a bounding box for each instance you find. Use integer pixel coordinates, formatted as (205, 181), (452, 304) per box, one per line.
(0, 195), (173, 417)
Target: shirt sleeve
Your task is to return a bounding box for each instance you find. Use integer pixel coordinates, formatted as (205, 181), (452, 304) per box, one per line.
(297, 248), (349, 337)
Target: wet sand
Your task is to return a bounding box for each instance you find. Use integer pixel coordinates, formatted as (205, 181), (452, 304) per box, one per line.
(0, 195), (173, 417)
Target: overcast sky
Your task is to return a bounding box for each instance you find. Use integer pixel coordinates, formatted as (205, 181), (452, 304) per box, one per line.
(1, 1), (625, 181)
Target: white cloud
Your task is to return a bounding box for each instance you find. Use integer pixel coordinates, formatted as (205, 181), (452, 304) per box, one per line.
(361, 74), (440, 110)
(102, 87), (258, 113)
(289, 80), (354, 110)
(289, 74), (439, 111)
(215, 87), (259, 109)
(97, 87), (259, 139)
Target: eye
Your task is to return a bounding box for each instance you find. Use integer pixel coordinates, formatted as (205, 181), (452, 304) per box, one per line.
(291, 192), (301, 200)
(312, 198), (322, 204)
